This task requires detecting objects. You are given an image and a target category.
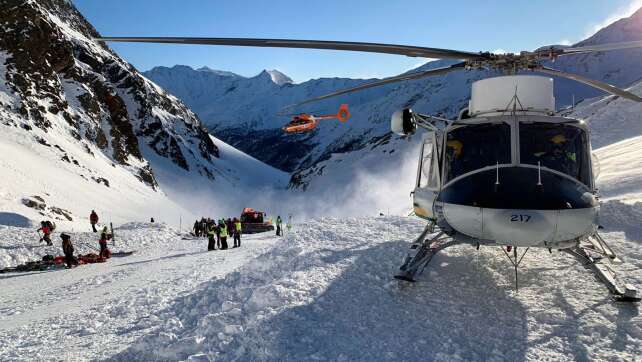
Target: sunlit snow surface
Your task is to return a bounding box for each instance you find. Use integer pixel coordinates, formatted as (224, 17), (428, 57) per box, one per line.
(0, 208), (641, 360)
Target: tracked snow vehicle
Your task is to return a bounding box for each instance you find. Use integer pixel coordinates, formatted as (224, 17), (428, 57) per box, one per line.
(240, 208), (275, 234)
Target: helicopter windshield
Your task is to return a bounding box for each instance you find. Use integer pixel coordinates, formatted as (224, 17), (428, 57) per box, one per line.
(444, 123), (511, 182)
(519, 122), (590, 185)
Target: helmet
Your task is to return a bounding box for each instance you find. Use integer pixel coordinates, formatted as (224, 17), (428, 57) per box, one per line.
(550, 134), (567, 145)
(447, 140), (463, 157)
(103, 226), (108, 232)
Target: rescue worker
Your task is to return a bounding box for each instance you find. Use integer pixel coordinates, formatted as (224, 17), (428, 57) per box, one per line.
(90, 210), (99, 232)
(214, 219), (221, 249)
(276, 215), (283, 236)
(219, 219), (229, 250)
(207, 221), (217, 251)
(233, 217), (242, 248)
(37, 221), (53, 246)
(98, 226), (112, 258)
(193, 220), (200, 237)
(60, 233), (76, 269)
(549, 134), (577, 177)
(225, 218), (232, 234)
(446, 139), (465, 180)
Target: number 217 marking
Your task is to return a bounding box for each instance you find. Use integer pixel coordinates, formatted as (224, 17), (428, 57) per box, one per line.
(510, 215), (531, 223)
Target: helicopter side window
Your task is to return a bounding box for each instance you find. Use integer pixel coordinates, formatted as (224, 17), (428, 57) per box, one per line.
(444, 123), (511, 182)
(519, 122), (590, 185)
(419, 143), (439, 188)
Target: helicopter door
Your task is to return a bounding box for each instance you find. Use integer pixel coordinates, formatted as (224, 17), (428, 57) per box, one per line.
(413, 133), (441, 220)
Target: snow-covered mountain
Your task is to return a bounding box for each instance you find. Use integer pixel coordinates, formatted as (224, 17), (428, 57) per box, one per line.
(0, 0), (287, 228)
(144, 7), (642, 182)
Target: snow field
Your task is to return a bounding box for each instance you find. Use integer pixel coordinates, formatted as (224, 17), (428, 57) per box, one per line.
(106, 217), (641, 361)
(0, 223), (278, 360)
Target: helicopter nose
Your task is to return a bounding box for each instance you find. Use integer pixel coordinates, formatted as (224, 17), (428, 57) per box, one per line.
(438, 166), (597, 210)
(437, 166), (598, 246)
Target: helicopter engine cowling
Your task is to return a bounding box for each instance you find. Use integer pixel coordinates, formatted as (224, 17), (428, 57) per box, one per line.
(391, 108), (416, 136)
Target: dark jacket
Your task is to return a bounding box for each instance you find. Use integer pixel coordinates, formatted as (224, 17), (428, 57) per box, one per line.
(90, 212), (99, 224)
(62, 239), (74, 255)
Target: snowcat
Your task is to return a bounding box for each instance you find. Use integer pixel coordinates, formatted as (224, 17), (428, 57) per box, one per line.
(240, 208), (274, 234)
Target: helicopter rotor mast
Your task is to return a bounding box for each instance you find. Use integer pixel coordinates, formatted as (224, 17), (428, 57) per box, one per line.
(95, 37), (642, 106)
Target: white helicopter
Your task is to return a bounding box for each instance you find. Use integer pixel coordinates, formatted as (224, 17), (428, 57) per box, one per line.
(96, 36), (642, 301)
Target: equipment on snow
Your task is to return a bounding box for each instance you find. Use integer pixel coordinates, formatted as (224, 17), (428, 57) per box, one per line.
(0, 251), (135, 274)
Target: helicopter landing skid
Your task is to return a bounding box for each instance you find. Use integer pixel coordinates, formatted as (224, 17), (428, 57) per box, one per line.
(394, 224), (458, 282)
(564, 235), (640, 302)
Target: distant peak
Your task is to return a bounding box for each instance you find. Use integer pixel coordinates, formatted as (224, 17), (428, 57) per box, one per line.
(196, 66), (239, 77)
(259, 69), (293, 85)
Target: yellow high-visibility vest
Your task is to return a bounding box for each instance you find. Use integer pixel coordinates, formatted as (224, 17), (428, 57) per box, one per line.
(220, 224), (228, 237)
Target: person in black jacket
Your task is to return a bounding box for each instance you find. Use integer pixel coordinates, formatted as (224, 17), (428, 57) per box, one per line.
(60, 233), (76, 269)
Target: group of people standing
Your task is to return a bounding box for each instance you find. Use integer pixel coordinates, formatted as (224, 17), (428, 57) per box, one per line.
(193, 217), (242, 251)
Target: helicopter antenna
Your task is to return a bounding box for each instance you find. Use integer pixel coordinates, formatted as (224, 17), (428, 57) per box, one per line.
(500, 85), (527, 117)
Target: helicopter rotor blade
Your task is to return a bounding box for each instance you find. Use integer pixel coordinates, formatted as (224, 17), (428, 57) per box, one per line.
(536, 66), (642, 103)
(95, 37), (489, 60)
(558, 40), (642, 56)
(284, 62), (468, 109)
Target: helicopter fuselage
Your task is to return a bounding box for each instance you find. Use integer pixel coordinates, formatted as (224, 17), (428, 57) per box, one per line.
(407, 76), (599, 249)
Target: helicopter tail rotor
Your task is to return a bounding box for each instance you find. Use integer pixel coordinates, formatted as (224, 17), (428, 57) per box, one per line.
(337, 104), (350, 122)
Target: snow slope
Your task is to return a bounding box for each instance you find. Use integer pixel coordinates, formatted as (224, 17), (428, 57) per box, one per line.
(1, 214), (639, 361)
(0, 223), (278, 360)
(143, 7), (642, 177)
(0, 1), (289, 229)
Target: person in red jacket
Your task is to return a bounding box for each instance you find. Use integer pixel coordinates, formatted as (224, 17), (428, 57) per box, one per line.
(37, 221), (53, 246)
(90, 210), (99, 232)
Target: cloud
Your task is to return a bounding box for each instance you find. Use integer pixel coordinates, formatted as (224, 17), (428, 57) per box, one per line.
(584, 0), (642, 38)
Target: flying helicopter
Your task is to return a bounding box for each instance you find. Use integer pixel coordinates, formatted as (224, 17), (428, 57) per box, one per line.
(96, 36), (642, 301)
(282, 104), (350, 133)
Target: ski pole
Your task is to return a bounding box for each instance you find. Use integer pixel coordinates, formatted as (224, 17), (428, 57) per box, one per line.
(37, 229), (43, 243)
(110, 222), (115, 247)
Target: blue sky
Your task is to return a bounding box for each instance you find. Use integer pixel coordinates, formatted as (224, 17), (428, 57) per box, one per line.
(74, 0), (642, 83)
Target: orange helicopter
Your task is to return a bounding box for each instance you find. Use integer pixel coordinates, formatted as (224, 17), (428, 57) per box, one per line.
(283, 104), (350, 133)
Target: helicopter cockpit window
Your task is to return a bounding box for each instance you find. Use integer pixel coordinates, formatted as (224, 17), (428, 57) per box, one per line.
(444, 123), (511, 182)
(520, 122), (590, 185)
